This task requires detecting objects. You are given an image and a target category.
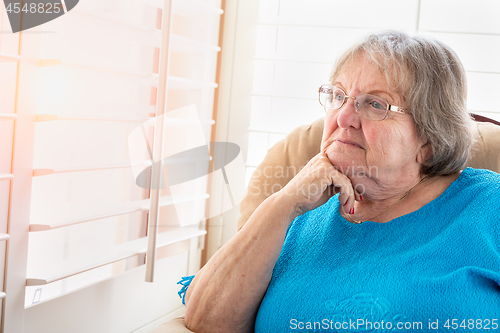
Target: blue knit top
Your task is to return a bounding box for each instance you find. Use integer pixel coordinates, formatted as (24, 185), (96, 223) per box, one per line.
(254, 168), (500, 332)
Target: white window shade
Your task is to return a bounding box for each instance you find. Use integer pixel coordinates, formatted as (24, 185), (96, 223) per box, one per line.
(0, 0), (21, 327)
(2, 0), (223, 331)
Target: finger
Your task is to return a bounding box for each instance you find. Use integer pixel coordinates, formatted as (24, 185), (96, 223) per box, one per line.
(327, 172), (355, 214)
(354, 189), (363, 202)
(339, 188), (355, 214)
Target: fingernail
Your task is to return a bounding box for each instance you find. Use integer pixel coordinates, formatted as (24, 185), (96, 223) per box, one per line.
(360, 195), (363, 202)
(351, 207), (355, 214)
(349, 208), (354, 214)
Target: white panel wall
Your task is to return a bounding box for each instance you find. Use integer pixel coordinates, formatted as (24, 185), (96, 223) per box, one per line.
(419, 0), (500, 34)
(419, 0), (500, 122)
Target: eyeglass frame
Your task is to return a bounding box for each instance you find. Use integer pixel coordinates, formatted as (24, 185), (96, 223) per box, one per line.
(318, 84), (409, 121)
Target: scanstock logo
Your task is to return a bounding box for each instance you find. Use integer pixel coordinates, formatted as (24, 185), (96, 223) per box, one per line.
(4, 0), (79, 33)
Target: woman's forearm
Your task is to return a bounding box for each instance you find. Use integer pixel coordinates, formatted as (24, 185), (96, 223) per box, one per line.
(184, 191), (300, 333)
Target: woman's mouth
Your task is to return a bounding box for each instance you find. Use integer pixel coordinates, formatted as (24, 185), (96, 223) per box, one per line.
(335, 139), (363, 149)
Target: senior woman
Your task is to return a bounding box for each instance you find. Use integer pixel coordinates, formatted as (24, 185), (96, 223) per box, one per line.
(180, 31), (500, 332)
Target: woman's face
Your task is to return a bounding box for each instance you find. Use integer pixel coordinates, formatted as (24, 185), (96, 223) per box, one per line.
(321, 56), (429, 199)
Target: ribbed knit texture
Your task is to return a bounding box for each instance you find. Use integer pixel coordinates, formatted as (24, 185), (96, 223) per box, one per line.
(255, 168), (500, 332)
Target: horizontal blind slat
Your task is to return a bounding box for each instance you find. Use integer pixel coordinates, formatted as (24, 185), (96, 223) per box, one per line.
(0, 174), (14, 181)
(173, 0), (223, 17)
(26, 229), (207, 286)
(171, 34), (221, 53)
(35, 114), (214, 124)
(0, 53), (21, 62)
(0, 113), (18, 120)
(72, 9), (162, 34)
(33, 154), (214, 177)
(29, 193), (210, 231)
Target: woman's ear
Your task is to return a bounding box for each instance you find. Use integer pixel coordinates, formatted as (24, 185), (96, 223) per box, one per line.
(416, 143), (431, 164)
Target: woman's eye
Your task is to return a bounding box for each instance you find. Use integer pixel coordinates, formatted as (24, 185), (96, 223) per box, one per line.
(371, 101), (385, 109)
(335, 94), (343, 101)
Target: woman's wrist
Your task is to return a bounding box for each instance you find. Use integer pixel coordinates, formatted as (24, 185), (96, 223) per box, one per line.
(271, 189), (305, 221)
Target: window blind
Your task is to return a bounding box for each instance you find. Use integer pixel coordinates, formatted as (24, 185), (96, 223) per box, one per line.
(2, 0), (222, 331)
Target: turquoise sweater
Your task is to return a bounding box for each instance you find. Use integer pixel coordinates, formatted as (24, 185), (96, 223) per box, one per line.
(178, 168), (500, 332)
(255, 168), (500, 332)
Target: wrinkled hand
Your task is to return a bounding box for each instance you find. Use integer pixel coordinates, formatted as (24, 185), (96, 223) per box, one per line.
(279, 152), (360, 216)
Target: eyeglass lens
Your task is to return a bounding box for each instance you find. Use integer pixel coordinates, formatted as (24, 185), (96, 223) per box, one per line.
(319, 85), (390, 120)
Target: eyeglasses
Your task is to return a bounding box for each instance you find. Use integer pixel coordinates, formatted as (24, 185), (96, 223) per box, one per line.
(318, 84), (408, 121)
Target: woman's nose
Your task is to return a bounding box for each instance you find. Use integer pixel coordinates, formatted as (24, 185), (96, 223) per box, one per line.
(336, 97), (361, 129)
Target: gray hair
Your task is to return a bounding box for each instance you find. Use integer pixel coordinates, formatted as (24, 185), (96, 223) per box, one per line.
(330, 30), (475, 177)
